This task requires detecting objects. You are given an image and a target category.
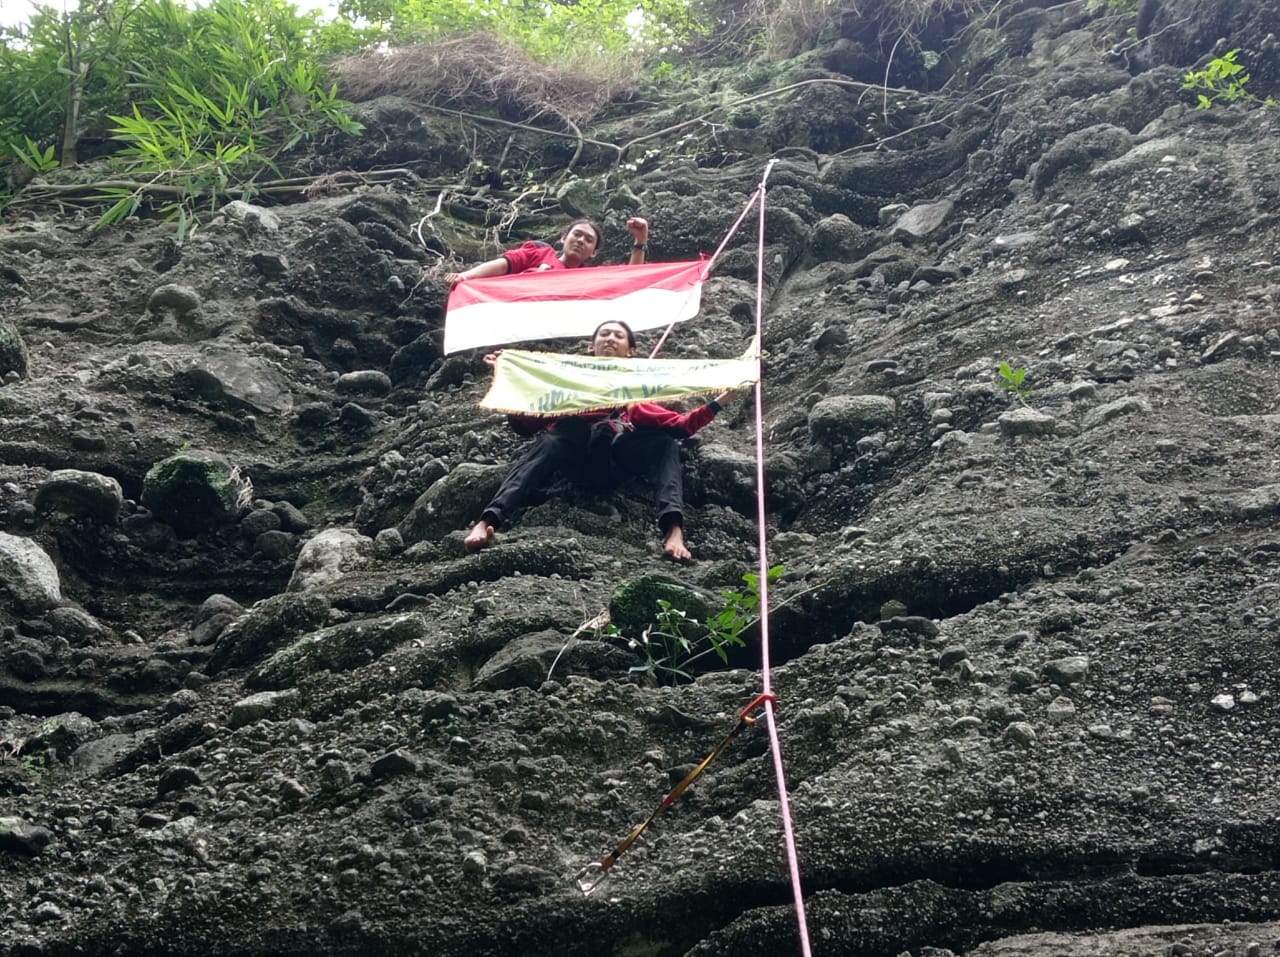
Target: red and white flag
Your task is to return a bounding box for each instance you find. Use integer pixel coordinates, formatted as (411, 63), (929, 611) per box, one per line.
(443, 260), (706, 354)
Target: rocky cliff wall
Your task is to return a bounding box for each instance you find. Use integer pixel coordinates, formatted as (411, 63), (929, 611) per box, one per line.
(2, 2), (1280, 955)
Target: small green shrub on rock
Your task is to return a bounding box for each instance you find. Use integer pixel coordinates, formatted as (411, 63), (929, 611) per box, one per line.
(1184, 50), (1278, 110)
(611, 566), (781, 684)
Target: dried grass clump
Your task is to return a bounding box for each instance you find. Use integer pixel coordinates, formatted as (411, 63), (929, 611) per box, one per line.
(330, 32), (638, 126)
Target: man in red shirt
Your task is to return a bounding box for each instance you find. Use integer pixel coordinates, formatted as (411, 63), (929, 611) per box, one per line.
(444, 217), (649, 285)
(464, 320), (733, 561)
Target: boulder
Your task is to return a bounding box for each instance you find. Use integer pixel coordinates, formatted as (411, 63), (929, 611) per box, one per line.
(0, 531), (61, 612)
(398, 463), (504, 545)
(890, 200), (954, 241)
(809, 395), (897, 449)
(0, 818), (54, 857)
(34, 469), (125, 523)
(180, 347), (294, 415)
(287, 528), (374, 593)
(207, 591), (331, 674)
(141, 450), (250, 536)
(249, 612), (431, 689)
(609, 575), (714, 634)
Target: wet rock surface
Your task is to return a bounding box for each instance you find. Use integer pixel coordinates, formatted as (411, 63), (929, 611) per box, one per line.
(2, 3), (1280, 956)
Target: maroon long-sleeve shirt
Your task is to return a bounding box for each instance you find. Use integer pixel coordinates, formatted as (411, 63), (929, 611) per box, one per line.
(508, 401), (720, 438)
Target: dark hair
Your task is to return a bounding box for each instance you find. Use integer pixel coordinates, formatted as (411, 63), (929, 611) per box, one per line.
(561, 218), (601, 248)
(592, 320), (635, 349)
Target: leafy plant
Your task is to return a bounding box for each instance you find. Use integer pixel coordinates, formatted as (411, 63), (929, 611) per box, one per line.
(88, 0), (362, 234)
(2, 0), (364, 232)
(1183, 50), (1278, 110)
(337, 0), (706, 64)
(620, 565), (783, 685)
(0, 0), (140, 167)
(8, 136), (59, 173)
(626, 600), (712, 684)
(997, 361), (1032, 403)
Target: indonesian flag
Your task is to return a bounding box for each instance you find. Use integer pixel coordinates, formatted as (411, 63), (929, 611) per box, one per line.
(444, 260), (706, 355)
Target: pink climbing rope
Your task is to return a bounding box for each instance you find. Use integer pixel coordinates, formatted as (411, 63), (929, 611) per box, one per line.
(643, 162), (811, 951)
(748, 160), (813, 957)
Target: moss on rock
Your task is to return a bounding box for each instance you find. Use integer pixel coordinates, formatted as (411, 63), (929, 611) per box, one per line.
(248, 612), (431, 690)
(609, 574), (714, 634)
(141, 450), (247, 535)
(207, 591), (332, 674)
(0, 322), (29, 380)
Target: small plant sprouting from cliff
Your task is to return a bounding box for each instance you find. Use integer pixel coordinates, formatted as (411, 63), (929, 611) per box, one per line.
(625, 600), (722, 684)
(9, 137), (59, 174)
(619, 566), (782, 685)
(1183, 50), (1278, 110)
(997, 362), (1033, 405)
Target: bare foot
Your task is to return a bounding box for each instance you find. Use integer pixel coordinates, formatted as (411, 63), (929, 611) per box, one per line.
(464, 520), (495, 552)
(663, 524), (692, 562)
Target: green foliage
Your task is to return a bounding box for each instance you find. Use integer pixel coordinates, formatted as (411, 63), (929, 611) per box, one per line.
(337, 0), (710, 62)
(9, 136), (58, 173)
(997, 362), (1032, 402)
(2, 0), (364, 232)
(619, 565), (782, 685)
(1183, 50), (1278, 110)
(0, 1), (136, 156)
(96, 0), (362, 232)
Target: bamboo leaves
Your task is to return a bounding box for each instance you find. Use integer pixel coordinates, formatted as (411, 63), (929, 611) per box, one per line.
(2, 0), (363, 232)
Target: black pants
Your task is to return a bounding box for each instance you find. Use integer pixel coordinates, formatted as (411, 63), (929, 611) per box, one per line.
(482, 421), (685, 532)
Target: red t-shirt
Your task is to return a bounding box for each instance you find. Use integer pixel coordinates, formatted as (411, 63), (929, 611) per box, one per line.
(502, 242), (564, 275)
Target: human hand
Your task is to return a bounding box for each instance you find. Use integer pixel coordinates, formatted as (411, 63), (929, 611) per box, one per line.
(444, 272), (465, 287)
(626, 217), (649, 243)
(483, 350), (502, 367)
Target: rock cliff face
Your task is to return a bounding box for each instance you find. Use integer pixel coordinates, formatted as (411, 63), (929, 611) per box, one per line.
(3, 2), (1280, 955)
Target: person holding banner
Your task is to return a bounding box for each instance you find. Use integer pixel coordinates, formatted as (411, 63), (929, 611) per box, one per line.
(444, 217), (650, 286)
(463, 320), (734, 562)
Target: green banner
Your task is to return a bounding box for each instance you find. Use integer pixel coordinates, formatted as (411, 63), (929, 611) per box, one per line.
(480, 349), (760, 416)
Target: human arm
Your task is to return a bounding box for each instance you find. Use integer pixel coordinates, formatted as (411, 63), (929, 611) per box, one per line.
(444, 256), (511, 287)
(626, 217), (649, 265)
(626, 393), (733, 437)
(710, 389), (738, 410)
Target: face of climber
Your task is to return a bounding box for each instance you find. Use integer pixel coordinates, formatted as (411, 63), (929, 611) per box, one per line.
(560, 220), (600, 266)
(591, 321), (634, 358)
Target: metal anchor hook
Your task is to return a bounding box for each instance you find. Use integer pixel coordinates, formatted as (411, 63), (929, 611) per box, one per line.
(573, 861), (608, 895)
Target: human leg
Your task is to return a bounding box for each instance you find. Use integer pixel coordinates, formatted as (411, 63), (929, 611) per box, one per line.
(466, 429), (582, 551)
(612, 431), (691, 560)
